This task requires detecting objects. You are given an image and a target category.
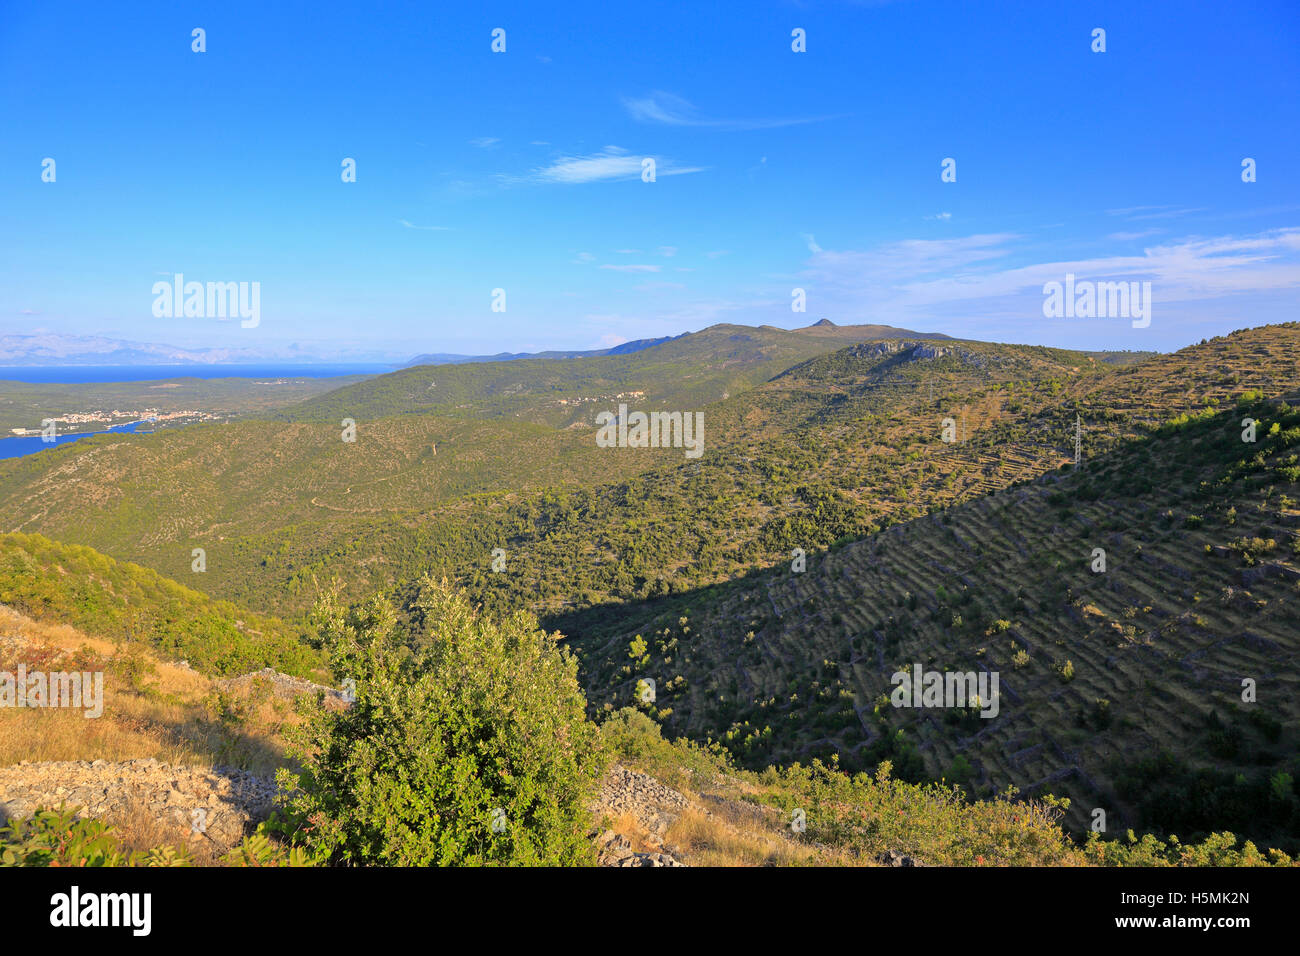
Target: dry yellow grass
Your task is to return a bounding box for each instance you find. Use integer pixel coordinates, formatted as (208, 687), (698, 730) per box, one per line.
(604, 810), (657, 854)
(0, 605), (297, 774)
(103, 796), (225, 866)
(664, 807), (825, 866)
(634, 772), (852, 867)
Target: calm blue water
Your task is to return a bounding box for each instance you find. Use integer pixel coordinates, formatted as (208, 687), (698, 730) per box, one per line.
(0, 363), (394, 384)
(0, 420), (146, 460)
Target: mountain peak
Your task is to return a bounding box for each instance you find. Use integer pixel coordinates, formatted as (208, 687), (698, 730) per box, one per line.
(811, 318), (836, 327)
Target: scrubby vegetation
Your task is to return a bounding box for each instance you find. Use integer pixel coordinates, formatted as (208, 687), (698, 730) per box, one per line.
(567, 392), (1300, 852)
(2, 321), (1299, 865)
(270, 579), (605, 865)
(0, 807), (307, 867)
(599, 708), (1293, 867)
(0, 532), (317, 677)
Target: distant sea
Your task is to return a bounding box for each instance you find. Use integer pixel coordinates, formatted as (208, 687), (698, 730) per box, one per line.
(0, 363), (395, 385)
(0, 420), (146, 461)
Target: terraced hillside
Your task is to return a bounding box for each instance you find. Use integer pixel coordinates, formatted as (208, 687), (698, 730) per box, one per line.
(2, 324), (1297, 863)
(452, 327), (1300, 625)
(564, 395), (1300, 851)
(4, 605), (1278, 868)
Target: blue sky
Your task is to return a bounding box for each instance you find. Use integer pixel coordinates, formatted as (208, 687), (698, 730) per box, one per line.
(2, 0), (1298, 361)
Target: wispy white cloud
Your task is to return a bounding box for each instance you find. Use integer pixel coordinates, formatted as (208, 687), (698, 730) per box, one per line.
(468, 137), (500, 149)
(800, 233), (823, 253)
(399, 219), (451, 231)
(925, 211), (952, 221)
(1106, 205), (1206, 221)
(798, 228), (1300, 322)
(529, 146), (704, 184)
(657, 246), (678, 257)
(623, 91), (839, 130)
(1107, 229), (1162, 241)
(600, 263), (661, 273)
(579, 229), (1298, 349)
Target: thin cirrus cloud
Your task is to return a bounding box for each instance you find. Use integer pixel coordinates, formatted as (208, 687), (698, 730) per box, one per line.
(529, 146), (704, 184)
(798, 228), (1300, 321)
(1106, 205), (1206, 221)
(600, 263), (661, 273)
(623, 91), (840, 130)
(1107, 229), (1162, 241)
(398, 219), (451, 231)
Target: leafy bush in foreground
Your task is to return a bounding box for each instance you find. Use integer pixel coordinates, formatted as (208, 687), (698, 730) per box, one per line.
(0, 807), (307, 867)
(275, 578), (605, 865)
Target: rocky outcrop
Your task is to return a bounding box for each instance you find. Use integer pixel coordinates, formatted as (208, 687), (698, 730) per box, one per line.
(0, 759), (276, 850)
(590, 764), (688, 866)
(591, 765), (688, 840)
(217, 667), (349, 705)
(594, 830), (684, 867)
(877, 849), (926, 867)
(845, 339), (988, 368)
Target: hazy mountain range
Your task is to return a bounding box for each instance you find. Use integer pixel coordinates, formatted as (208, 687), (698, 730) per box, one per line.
(0, 333), (281, 367)
(0, 321), (951, 368)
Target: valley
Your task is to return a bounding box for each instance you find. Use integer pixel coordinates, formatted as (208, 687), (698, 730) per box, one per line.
(0, 318), (1296, 862)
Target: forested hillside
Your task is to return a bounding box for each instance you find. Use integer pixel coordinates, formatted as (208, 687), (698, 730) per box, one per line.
(2, 320), (1297, 865)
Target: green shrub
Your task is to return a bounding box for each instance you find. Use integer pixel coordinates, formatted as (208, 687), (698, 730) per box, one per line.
(945, 754), (975, 783)
(0, 806), (309, 867)
(0, 808), (155, 867)
(276, 578), (605, 866)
